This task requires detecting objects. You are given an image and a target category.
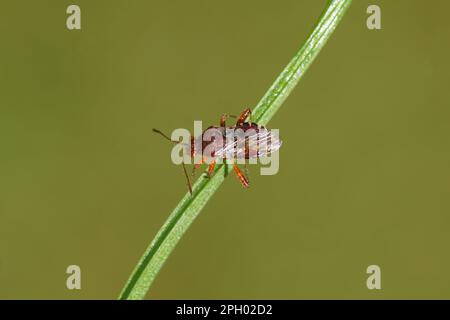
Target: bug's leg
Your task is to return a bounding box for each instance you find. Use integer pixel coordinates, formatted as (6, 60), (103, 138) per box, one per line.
(244, 162), (250, 184)
(233, 164), (249, 188)
(220, 114), (237, 127)
(192, 157), (204, 178)
(220, 114), (227, 127)
(207, 160), (216, 178)
(236, 108), (252, 126)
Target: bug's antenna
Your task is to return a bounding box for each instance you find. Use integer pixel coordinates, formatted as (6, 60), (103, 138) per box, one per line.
(152, 128), (178, 144)
(153, 128), (193, 195)
(181, 162), (193, 195)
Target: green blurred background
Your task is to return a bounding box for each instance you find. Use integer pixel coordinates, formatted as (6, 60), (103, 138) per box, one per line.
(1, 0), (449, 299)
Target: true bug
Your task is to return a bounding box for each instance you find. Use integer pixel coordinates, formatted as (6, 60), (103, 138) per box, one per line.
(153, 108), (282, 194)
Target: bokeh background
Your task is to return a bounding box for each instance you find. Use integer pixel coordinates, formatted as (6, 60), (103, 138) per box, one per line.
(1, 0), (449, 299)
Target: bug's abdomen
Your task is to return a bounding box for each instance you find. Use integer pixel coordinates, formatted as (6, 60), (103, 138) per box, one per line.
(200, 123), (282, 160)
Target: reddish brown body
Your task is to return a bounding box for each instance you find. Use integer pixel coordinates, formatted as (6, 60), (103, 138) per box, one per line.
(154, 108), (282, 194)
(192, 122), (266, 159)
(190, 108), (281, 190)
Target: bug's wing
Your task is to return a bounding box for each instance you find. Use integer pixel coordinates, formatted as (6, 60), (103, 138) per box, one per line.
(214, 138), (238, 159)
(250, 130), (282, 157)
(214, 129), (282, 159)
(214, 131), (260, 159)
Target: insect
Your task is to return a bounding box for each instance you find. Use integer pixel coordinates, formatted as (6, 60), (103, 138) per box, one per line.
(153, 108), (282, 194)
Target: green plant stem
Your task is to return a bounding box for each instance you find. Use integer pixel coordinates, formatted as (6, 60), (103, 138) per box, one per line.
(119, 0), (352, 300)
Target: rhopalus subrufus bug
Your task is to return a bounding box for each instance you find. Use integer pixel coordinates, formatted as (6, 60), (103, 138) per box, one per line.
(153, 108), (282, 194)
